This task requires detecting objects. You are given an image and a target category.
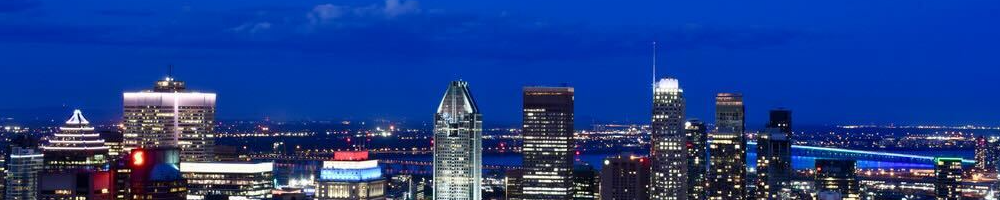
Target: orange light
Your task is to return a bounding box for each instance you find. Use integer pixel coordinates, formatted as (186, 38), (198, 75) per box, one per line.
(132, 151), (145, 166)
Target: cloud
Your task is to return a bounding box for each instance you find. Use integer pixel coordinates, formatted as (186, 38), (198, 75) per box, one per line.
(383, 0), (420, 17)
(229, 22), (272, 34)
(0, 0), (40, 12)
(307, 4), (344, 25)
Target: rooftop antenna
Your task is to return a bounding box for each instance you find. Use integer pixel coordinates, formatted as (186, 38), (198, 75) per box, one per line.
(652, 41), (657, 87)
(167, 64), (174, 80)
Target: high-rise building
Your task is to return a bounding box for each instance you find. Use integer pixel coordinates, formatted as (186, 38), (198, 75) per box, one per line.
(42, 109), (110, 171)
(814, 159), (859, 200)
(5, 135), (44, 200)
(123, 76), (216, 162)
(505, 169), (524, 200)
(934, 157), (963, 200)
(754, 109), (793, 200)
(432, 80), (483, 200)
(600, 154), (651, 200)
(708, 93), (747, 200)
(521, 86), (575, 200)
(114, 147), (188, 200)
(571, 164), (598, 200)
(316, 151), (385, 200)
(180, 162), (274, 200)
(685, 120), (708, 200)
(650, 78), (687, 200)
(100, 130), (125, 160)
(974, 136), (998, 173)
(39, 170), (113, 200)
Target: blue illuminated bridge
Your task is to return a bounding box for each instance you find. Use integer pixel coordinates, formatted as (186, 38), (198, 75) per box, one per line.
(748, 141), (975, 165)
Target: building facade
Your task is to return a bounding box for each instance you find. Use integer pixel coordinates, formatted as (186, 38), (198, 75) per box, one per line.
(180, 162), (274, 200)
(39, 170), (113, 200)
(43, 109), (110, 171)
(685, 120), (708, 200)
(974, 136), (998, 173)
(600, 154), (651, 200)
(432, 81), (483, 200)
(934, 158), (963, 200)
(650, 78), (687, 200)
(5, 135), (44, 200)
(317, 151), (386, 200)
(814, 159), (859, 200)
(521, 86), (575, 200)
(571, 164), (598, 200)
(754, 109), (793, 200)
(115, 148), (188, 200)
(123, 77), (216, 162)
(708, 93), (747, 200)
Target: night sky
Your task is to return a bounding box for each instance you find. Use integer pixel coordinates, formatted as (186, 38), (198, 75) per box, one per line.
(1, 0), (998, 126)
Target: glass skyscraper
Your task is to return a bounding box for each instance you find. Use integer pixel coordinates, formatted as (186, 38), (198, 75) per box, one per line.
(432, 80), (482, 200)
(42, 109), (110, 171)
(123, 77), (216, 162)
(754, 109), (792, 200)
(708, 93), (746, 200)
(4, 135), (43, 200)
(650, 78), (687, 200)
(685, 120), (708, 200)
(521, 86), (575, 200)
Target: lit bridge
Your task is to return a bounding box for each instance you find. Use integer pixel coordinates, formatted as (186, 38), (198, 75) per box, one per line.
(749, 142), (975, 164)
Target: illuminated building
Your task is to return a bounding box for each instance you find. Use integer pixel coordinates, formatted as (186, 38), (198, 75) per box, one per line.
(123, 76), (216, 162)
(571, 164), (598, 200)
(114, 148), (187, 200)
(935, 157), (963, 200)
(386, 174), (419, 200)
(708, 93), (747, 200)
(505, 169), (524, 200)
(974, 136), (997, 173)
(5, 135), (44, 200)
(521, 86), (575, 200)
(39, 170), (113, 200)
(815, 159), (859, 200)
(650, 78), (687, 200)
(600, 154), (650, 200)
(754, 109), (792, 200)
(180, 162), (274, 200)
(100, 130), (125, 161)
(42, 109), (110, 171)
(432, 81), (482, 200)
(685, 120), (707, 200)
(316, 151), (385, 200)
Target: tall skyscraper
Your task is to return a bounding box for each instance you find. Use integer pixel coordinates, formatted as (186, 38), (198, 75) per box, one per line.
(754, 109), (793, 200)
(600, 154), (651, 200)
(42, 109), (110, 171)
(650, 78), (687, 200)
(4, 135), (44, 200)
(815, 159), (860, 200)
(685, 120), (708, 200)
(521, 86), (575, 200)
(123, 76), (216, 162)
(935, 157), (963, 200)
(708, 93), (747, 200)
(432, 80), (483, 200)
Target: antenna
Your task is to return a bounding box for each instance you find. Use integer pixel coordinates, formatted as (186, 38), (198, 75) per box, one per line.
(652, 41), (657, 86)
(167, 64), (174, 79)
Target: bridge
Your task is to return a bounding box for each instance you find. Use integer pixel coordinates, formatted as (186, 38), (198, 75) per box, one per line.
(748, 141), (975, 164)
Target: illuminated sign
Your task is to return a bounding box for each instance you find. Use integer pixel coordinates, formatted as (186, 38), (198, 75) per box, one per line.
(132, 150), (145, 166)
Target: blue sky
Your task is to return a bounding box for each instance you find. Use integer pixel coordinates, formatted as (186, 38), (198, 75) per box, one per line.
(1, 0), (998, 126)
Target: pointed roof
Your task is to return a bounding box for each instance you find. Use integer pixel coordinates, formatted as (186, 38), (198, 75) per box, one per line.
(65, 109), (90, 125)
(436, 80), (479, 115)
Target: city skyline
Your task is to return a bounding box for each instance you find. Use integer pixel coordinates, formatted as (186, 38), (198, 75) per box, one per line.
(2, 0), (1000, 126)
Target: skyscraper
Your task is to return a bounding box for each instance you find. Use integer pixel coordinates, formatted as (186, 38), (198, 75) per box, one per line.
(4, 135), (44, 200)
(432, 80), (482, 200)
(123, 76), (216, 162)
(815, 159), (860, 200)
(974, 136), (998, 173)
(708, 93), (746, 200)
(600, 154), (651, 200)
(685, 120), (708, 200)
(42, 109), (110, 171)
(650, 78), (687, 200)
(521, 86), (575, 200)
(754, 109), (792, 200)
(935, 157), (963, 200)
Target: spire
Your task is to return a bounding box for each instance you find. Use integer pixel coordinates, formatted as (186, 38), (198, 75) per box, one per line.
(436, 80), (479, 116)
(65, 109), (90, 125)
(652, 41), (657, 86)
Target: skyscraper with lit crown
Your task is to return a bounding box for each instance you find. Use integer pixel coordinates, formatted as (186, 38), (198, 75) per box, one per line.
(123, 76), (216, 162)
(42, 109), (110, 171)
(708, 93), (746, 200)
(432, 80), (482, 200)
(650, 78), (687, 200)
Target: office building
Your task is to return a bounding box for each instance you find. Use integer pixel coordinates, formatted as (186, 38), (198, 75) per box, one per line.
(432, 80), (483, 200)
(708, 93), (747, 200)
(39, 170), (113, 200)
(114, 148), (187, 200)
(974, 136), (998, 173)
(42, 109), (110, 171)
(650, 78), (687, 200)
(685, 120), (708, 200)
(505, 169), (524, 200)
(5, 135), (44, 200)
(754, 109), (793, 200)
(100, 130), (125, 161)
(123, 76), (216, 162)
(316, 151), (385, 200)
(935, 157), (963, 200)
(600, 154), (650, 200)
(571, 164), (598, 200)
(521, 86), (575, 200)
(815, 159), (859, 200)
(180, 162), (274, 200)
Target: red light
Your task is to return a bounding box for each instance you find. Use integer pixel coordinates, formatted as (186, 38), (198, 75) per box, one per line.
(132, 151), (145, 166)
